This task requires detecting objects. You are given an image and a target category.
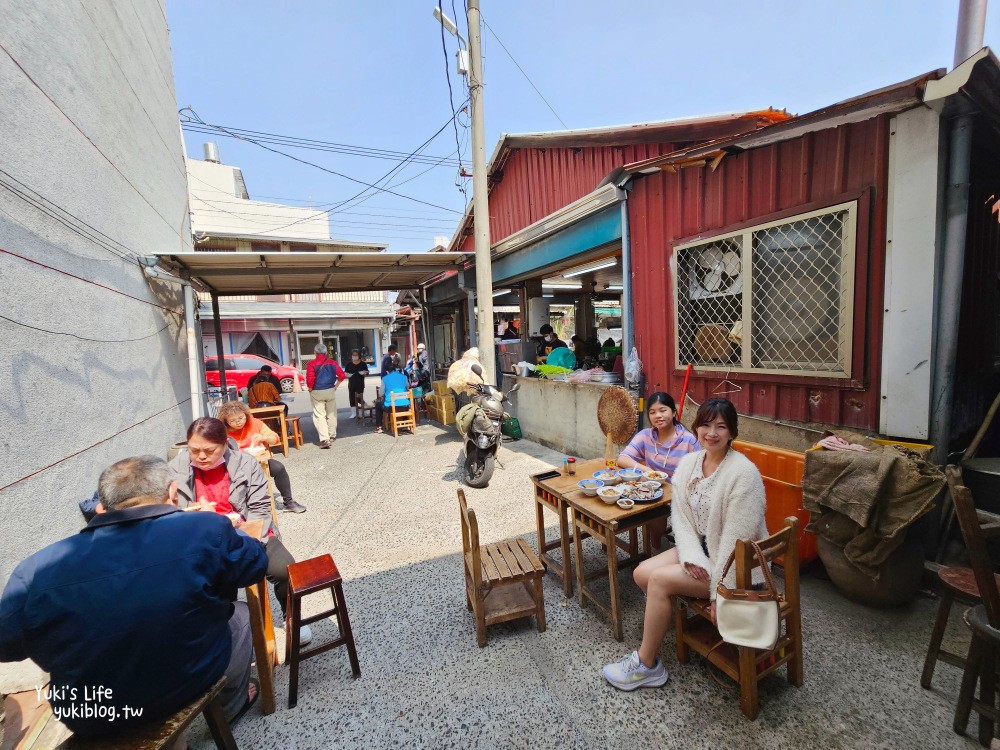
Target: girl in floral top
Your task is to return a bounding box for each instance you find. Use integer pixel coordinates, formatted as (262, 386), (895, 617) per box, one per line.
(617, 392), (699, 550)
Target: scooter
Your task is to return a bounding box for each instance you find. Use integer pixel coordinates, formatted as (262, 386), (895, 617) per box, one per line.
(458, 379), (520, 488)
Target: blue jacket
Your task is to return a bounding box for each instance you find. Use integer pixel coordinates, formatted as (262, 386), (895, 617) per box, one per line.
(0, 504), (268, 737)
(382, 370), (410, 407)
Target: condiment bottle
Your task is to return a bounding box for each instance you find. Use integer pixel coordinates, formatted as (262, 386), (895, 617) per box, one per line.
(567, 457), (576, 475)
(563, 458), (569, 475)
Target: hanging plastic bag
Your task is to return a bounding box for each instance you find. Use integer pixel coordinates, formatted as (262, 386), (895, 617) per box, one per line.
(624, 347), (642, 386)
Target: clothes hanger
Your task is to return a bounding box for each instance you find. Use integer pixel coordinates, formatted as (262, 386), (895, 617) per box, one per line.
(711, 369), (742, 395)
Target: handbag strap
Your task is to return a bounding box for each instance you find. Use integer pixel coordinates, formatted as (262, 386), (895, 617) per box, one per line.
(716, 539), (782, 600)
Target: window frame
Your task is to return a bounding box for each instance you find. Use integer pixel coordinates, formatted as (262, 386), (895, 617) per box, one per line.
(671, 199), (858, 379)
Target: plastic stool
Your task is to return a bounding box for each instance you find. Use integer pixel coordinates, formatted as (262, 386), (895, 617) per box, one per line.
(285, 554), (361, 708)
(286, 416), (303, 449)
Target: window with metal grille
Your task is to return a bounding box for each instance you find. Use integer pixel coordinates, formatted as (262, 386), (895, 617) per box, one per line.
(673, 201), (857, 377)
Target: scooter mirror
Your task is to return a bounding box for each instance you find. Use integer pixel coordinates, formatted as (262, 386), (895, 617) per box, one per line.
(506, 382), (520, 396)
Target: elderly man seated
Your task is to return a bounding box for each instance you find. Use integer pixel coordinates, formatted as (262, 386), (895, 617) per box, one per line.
(0, 456), (268, 743)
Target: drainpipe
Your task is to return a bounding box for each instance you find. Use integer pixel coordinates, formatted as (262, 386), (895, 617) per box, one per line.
(620, 185), (635, 357)
(210, 292), (229, 401)
(930, 112), (975, 464)
(929, 1), (984, 463)
(140, 263), (204, 419)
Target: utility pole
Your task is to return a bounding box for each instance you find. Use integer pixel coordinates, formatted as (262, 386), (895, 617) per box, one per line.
(467, 0), (496, 379)
(954, 0), (988, 67)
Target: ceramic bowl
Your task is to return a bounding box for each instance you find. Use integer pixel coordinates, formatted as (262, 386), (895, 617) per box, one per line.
(617, 468), (644, 482)
(597, 485), (625, 504)
(643, 470), (668, 486)
(593, 470), (621, 485)
(577, 479), (604, 497)
(616, 498), (636, 510)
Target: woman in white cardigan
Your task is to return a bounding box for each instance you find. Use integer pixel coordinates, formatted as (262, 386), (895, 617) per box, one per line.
(602, 397), (768, 691)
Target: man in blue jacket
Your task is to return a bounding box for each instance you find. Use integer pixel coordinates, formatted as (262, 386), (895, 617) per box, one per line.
(0, 455), (269, 739)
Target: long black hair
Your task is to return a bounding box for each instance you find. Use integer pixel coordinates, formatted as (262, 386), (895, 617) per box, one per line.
(646, 391), (679, 425)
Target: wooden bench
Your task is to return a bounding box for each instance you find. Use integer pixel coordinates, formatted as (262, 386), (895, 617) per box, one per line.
(2, 677), (237, 750)
(458, 489), (546, 647)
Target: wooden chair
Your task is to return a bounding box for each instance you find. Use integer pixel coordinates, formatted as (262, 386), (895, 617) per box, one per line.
(922, 465), (998, 690)
(286, 416), (303, 449)
(948, 471), (1000, 746)
(673, 517), (803, 720)
(458, 489), (546, 647)
(384, 389), (416, 437)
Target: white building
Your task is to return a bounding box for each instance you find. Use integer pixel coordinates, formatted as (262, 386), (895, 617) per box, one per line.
(186, 146), (395, 369)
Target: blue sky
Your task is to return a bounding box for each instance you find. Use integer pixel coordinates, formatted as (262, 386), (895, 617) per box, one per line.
(167, 1), (1000, 253)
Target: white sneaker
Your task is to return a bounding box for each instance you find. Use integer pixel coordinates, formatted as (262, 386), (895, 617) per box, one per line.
(602, 650), (668, 691)
(299, 625), (312, 646)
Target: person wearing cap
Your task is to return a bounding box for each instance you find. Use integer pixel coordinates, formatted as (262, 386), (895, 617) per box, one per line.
(536, 324), (567, 363)
(416, 342), (429, 372)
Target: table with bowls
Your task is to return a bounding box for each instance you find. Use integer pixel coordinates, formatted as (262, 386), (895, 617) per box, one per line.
(530, 457), (671, 640)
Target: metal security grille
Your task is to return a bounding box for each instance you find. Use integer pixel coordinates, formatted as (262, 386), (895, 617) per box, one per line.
(674, 202), (856, 378)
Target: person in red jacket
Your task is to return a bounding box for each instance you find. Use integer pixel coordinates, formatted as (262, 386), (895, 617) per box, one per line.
(306, 343), (346, 448)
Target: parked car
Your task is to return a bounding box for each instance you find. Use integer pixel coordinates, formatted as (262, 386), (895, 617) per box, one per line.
(205, 354), (306, 393)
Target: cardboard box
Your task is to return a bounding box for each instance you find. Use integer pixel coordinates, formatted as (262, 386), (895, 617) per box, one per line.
(432, 380), (450, 396)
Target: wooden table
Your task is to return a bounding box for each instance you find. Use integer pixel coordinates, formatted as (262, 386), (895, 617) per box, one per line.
(250, 405), (289, 456)
(532, 458), (671, 640)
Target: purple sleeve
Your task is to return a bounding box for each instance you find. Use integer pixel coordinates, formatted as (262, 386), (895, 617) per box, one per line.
(620, 431), (646, 463)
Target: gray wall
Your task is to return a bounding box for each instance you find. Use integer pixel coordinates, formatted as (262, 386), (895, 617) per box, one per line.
(0, 0), (193, 580)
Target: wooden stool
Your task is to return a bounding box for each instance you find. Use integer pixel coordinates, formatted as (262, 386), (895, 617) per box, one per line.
(286, 416), (303, 449)
(285, 554), (361, 708)
(921, 566), (993, 689)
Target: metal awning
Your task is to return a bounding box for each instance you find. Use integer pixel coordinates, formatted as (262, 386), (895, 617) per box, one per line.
(157, 251), (472, 295)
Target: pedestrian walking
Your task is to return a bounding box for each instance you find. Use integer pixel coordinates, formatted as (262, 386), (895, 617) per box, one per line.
(306, 344), (346, 448)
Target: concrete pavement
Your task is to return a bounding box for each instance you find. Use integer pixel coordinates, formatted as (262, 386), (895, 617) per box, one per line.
(187, 388), (978, 749)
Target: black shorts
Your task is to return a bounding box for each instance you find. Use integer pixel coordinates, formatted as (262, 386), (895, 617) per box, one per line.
(348, 389), (364, 407)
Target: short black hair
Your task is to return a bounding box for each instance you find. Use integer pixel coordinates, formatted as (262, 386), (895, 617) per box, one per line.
(260, 365), (272, 372)
(539, 324), (554, 335)
(388, 344), (398, 352)
(691, 397), (739, 440)
(351, 349), (360, 355)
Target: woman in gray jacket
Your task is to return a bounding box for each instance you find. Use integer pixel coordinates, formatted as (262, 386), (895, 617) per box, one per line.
(602, 398), (767, 691)
(169, 417), (311, 644)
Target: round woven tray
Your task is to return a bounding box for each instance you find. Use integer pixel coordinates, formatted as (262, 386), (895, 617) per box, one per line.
(597, 386), (637, 445)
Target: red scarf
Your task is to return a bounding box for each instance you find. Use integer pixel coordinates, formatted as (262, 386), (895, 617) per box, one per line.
(193, 464), (234, 515)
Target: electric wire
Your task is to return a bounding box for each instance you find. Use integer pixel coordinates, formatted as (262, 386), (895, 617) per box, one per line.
(0, 313), (171, 343)
(181, 123), (458, 167)
(482, 17), (568, 129)
(179, 107), (464, 216)
(438, 0), (468, 199)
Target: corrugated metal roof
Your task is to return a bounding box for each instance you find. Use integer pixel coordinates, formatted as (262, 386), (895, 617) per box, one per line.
(194, 231), (386, 251)
(446, 110), (791, 252)
(623, 70), (944, 176)
(158, 251), (471, 295)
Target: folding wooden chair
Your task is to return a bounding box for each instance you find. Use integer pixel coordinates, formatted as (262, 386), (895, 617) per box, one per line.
(384, 389), (416, 437)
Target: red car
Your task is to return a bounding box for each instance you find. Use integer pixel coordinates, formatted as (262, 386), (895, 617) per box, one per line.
(205, 355), (306, 393)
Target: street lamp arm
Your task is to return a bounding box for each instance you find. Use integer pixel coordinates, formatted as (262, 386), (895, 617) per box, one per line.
(433, 6), (468, 47)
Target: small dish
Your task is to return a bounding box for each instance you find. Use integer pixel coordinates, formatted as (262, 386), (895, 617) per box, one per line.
(577, 479), (604, 497)
(597, 486), (624, 504)
(617, 468), (643, 482)
(616, 498), (635, 510)
(643, 470), (668, 486)
(593, 470), (621, 485)
(638, 480), (661, 492)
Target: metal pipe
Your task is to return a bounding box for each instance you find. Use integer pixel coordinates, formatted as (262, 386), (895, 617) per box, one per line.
(467, 0), (495, 378)
(420, 286), (435, 377)
(210, 292), (229, 402)
(465, 290), (478, 348)
(183, 284), (204, 419)
(929, 112), (975, 463)
(620, 190), (635, 357)
(954, 0), (987, 68)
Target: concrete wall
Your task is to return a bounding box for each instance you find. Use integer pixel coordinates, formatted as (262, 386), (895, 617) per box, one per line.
(188, 157), (331, 240)
(0, 0), (194, 580)
(502, 375), (613, 459)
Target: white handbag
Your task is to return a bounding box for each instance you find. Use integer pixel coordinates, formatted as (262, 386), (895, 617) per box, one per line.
(714, 541), (782, 650)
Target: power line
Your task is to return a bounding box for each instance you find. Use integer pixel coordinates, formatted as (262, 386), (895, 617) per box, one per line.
(181, 123), (459, 167)
(179, 108), (465, 217)
(439, 0), (468, 197)
(482, 17), (568, 129)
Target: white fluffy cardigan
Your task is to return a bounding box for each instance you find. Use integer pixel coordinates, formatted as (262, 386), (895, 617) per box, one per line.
(670, 448), (769, 599)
